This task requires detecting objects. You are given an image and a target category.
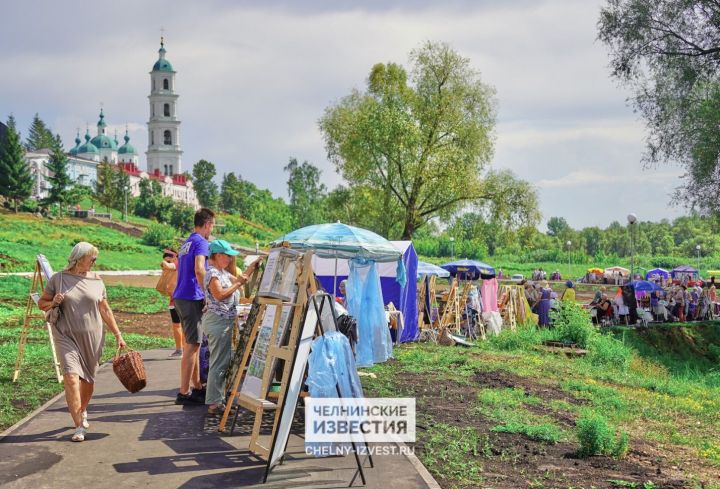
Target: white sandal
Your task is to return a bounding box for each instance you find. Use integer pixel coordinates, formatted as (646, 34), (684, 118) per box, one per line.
(82, 410), (89, 429)
(72, 427), (86, 442)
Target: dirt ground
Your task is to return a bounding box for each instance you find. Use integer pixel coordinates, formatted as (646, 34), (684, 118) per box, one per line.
(386, 368), (717, 489)
(114, 311), (174, 338)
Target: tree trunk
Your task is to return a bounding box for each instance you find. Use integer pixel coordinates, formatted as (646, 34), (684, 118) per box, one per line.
(401, 203), (416, 240)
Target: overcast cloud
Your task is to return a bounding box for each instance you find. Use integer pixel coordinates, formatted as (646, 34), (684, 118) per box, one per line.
(0, 0), (687, 229)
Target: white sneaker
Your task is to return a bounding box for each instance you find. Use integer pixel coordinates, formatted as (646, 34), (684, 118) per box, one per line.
(72, 427), (86, 442)
(81, 410), (89, 429)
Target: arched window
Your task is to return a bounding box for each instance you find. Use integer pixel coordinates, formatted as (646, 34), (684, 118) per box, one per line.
(152, 79), (155, 91)
(152, 104), (155, 117)
(163, 78), (169, 90)
(164, 103), (170, 117)
(163, 130), (172, 145)
(150, 132), (154, 145)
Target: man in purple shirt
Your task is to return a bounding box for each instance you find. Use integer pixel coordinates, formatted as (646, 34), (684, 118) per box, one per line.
(173, 208), (215, 405)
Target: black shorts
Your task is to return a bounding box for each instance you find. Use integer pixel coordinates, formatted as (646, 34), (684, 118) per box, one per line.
(174, 299), (204, 344)
(169, 307), (180, 324)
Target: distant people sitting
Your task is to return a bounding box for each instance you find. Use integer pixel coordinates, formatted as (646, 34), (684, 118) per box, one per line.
(596, 294), (614, 324)
(551, 270), (561, 281)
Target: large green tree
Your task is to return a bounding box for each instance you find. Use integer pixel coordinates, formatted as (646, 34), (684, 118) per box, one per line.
(25, 113), (56, 151)
(43, 144), (72, 214)
(320, 41), (536, 238)
(598, 0), (720, 210)
(0, 115), (33, 211)
(134, 179), (173, 222)
(284, 157), (326, 228)
(192, 159), (219, 209)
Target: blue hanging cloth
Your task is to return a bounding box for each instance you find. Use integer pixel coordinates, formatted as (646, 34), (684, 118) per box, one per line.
(305, 332), (364, 456)
(347, 258), (393, 367)
(395, 257), (407, 288)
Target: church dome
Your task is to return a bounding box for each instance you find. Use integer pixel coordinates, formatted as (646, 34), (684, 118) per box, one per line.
(152, 39), (174, 72)
(77, 131), (98, 154)
(90, 134), (118, 150)
(69, 131), (81, 156)
(118, 130), (137, 155)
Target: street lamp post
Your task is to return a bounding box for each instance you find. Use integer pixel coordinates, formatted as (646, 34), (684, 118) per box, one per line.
(696, 244), (701, 274)
(449, 237), (455, 259)
(627, 213), (637, 280)
(566, 240), (572, 279)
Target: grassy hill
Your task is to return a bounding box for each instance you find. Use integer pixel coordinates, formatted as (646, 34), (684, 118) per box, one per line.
(0, 212), (163, 272)
(0, 209), (285, 272)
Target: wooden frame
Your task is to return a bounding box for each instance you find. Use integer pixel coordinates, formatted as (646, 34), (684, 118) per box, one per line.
(13, 257), (62, 383)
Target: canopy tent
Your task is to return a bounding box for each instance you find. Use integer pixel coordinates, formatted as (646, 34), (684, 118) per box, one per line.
(604, 266), (630, 276)
(313, 241), (419, 343)
(441, 259), (496, 280)
(671, 265), (698, 278)
(707, 270), (720, 277)
(274, 222), (403, 367)
(630, 280), (663, 293)
(417, 261), (450, 278)
(645, 268), (669, 280)
(587, 267), (603, 274)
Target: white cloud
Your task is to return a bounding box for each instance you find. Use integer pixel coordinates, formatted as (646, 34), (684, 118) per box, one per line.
(0, 0), (692, 227)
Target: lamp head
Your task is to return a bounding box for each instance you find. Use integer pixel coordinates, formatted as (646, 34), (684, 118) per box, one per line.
(627, 213), (637, 225)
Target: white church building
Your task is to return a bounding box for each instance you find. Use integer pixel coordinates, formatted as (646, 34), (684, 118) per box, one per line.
(30, 39), (198, 208)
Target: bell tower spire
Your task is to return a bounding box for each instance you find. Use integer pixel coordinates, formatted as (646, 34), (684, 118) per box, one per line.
(146, 35), (182, 177)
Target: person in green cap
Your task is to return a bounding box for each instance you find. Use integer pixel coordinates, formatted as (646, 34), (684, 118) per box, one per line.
(203, 239), (261, 415)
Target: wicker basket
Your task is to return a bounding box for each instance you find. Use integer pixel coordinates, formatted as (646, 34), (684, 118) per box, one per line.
(112, 348), (147, 393)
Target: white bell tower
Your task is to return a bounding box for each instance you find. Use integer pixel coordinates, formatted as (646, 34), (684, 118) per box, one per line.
(146, 37), (182, 176)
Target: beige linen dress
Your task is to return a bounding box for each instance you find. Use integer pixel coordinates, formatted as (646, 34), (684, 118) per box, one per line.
(45, 272), (107, 383)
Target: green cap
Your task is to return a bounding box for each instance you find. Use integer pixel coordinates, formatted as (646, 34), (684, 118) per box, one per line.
(209, 239), (239, 256)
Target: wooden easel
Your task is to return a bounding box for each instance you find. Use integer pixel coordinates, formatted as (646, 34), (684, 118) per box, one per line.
(218, 250), (314, 449)
(13, 257), (62, 383)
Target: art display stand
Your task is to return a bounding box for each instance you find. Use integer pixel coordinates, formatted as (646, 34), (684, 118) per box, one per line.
(219, 247), (373, 485)
(13, 255), (62, 383)
(262, 292), (373, 484)
(218, 248), (311, 440)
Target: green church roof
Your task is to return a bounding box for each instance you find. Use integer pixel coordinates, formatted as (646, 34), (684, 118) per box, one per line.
(77, 131), (98, 154)
(118, 130), (137, 155)
(152, 39), (174, 72)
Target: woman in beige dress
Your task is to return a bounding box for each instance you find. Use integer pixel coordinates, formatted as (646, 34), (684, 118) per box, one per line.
(38, 242), (126, 442)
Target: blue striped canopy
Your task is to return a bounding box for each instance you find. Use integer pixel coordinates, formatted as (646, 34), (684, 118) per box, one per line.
(417, 261), (450, 278)
(273, 222), (402, 263)
(441, 259), (496, 279)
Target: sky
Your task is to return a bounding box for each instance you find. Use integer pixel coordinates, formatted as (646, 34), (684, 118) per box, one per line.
(0, 0), (688, 229)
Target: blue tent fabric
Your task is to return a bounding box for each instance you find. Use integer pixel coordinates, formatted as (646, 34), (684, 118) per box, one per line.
(646, 268), (669, 280)
(347, 259), (393, 367)
(630, 280), (663, 292)
(316, 241), (419, 344)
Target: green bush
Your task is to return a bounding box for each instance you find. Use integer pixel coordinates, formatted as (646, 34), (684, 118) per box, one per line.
(576, 410), (629, 458)
(550, 301), (595, 348)
(486, 324), (545, 351)
(585, 333), (633, 371)
(141, 223), (177, 249)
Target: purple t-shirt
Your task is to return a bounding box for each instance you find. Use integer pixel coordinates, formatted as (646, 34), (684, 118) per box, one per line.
(173, 232), (209, 301)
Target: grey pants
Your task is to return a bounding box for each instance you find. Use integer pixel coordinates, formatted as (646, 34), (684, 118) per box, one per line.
(202, 311), (233, 406)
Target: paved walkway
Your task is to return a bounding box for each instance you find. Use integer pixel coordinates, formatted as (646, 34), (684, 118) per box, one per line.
(0, 349), (437, 488)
